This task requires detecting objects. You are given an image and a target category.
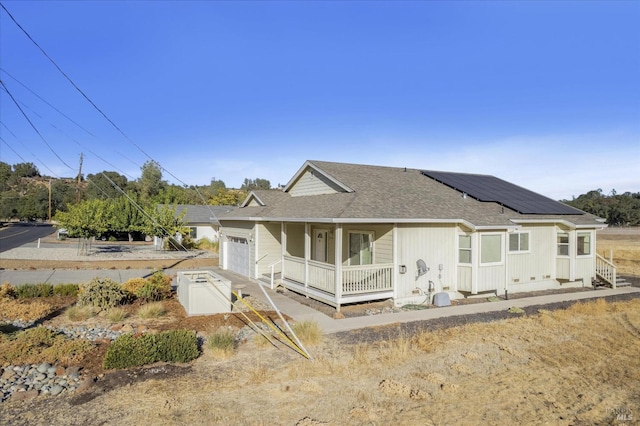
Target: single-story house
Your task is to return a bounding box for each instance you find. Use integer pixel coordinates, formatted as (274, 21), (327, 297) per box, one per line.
(169, 204), (237, 242)
(218, 160), (616, 310)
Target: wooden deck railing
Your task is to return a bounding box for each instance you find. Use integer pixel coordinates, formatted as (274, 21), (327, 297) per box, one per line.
(595, 253), (617, 289)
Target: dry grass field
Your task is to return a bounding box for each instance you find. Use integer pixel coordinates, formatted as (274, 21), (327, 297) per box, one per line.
(597, 227), (640, 277)
(2, 297), (639, 425)
(1, 229), (638, 425)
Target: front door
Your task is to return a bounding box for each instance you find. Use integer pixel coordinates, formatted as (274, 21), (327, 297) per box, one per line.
(313, 229), (328, 262)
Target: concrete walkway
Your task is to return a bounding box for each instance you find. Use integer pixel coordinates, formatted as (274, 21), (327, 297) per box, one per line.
(2, 266), (639, 335)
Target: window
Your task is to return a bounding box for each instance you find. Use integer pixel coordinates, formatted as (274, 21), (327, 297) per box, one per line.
(481, 234), (502, 264)
(509, 232), (529, 252)
(458, 235), (471, 264)
(557, 232), (569, 256)
(577, 232), (591, 256)
(189, 227), (197, 239)
(349, 232), (373, 265)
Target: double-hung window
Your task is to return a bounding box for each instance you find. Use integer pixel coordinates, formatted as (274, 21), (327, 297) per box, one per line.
(557, 232), (569, 256)
(349, 232), (373, 265)
(458, 235), (472, 264)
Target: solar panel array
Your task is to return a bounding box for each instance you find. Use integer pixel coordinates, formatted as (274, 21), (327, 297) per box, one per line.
(421, 171), (584, 215)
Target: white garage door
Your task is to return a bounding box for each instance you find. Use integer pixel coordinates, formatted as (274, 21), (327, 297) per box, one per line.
(227, 237), (250, 277)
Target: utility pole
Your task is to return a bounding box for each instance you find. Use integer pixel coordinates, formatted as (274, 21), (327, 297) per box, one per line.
(76, 152), (83, 203)
(48, 178), (52, 221)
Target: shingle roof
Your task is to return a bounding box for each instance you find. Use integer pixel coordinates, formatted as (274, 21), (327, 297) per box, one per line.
(169, 205), (238, 225)
(220, 161), (603, 228)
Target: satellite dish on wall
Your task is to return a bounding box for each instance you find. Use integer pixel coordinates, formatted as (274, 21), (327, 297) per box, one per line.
(416, 259), (428, 277)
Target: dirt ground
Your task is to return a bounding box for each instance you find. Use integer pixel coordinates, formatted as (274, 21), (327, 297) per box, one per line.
(1, 230), (639, 425)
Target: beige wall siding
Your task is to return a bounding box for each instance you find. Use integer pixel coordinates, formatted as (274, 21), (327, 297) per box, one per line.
(396, 224), (457, 298)
(256, 222), (282, 276)
(247, 198), (261, 207)
(289, 169), (344, 197)
(285, 223), (305, 257)
(477, 265), (504, 292)
(507, 225), (555, 287)
(457, 266), (472, 292)
(340, 224), (393, 265)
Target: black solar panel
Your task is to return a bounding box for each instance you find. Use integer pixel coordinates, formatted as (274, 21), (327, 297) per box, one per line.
(421, 171), (584, 215)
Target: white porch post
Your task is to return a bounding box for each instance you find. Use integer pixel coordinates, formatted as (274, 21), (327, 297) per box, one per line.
(304, 223), (310, 292)
(281, 222), (286, 278)
(335, 223), (343, 308)
(471, 232), (479, 294)
(569, 229), (576, 282)
(392, 224), (398, 300)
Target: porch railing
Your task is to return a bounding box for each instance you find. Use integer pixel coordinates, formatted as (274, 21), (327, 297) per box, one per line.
(283, 256), (393, 296)
(595, 253), (617, 289)
(342, 263), (393, 295)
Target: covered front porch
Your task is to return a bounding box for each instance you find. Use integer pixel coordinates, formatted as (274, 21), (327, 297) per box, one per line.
(266, 222), (395, 310)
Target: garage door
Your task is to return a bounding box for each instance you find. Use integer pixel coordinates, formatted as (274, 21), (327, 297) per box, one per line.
(227, 237), (250, 277)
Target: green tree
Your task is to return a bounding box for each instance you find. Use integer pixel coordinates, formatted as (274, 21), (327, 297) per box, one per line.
(209, 188), (246, 206)
(13, 162), (39, 178)
(109, 195), (147, 241)
(240, 178), (271, 191)
(85, 171), (128, 200)
(0, 162), (11, 191)
(54, 199), (110, 239)
(138, 160), (165, 203)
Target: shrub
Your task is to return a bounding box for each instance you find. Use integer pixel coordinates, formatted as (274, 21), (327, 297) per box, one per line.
(121, 277), (147, 297)
(136, 272), (172, 302)
(155, 330), (200, 363)
(65, 305), (96, 321)
(107, 307), (127, 323)
(103, 333), (156, 370)
(207, 328), (235, 358)
(53, 283), (80, 297)
(77, 277), (128, 309)
(196, 238), (219, 253)
(0, 282), (16, 299)
(291, 321), (323, 346)
(0, 326), (93, 365)
(103, 329), (200, 369)
(16, 283), (54, 298)
(0, 298), (53, 322)
(137, 302), (166, 318)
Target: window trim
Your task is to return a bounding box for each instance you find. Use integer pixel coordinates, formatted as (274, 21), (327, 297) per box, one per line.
(576, 231), (593, 257)
(480, 233), (503, 266)
(458, 234), (472, 264)
(557, 232), (570, 257)
(508, 231), (530, 254)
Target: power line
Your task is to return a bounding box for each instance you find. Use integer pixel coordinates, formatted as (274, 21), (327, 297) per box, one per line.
(1, 79), (75, 173)
(1, 2), (220, 225)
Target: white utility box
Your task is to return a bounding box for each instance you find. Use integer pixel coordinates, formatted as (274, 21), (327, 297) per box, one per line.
(176, 270), (232, 316)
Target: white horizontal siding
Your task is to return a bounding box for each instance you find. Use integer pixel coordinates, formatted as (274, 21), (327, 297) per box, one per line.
(256, 222), (282, 276)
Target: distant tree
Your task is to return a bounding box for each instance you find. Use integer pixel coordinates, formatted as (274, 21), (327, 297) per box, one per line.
(85, 171), (128, 200)
(209, 188), (246, 206)
(12, 162), (39, 178)
(565, 189), (640, 226)
(138, 160), (165, 203)
(240, 178), (271, 191)
(0, 162), (11, 190)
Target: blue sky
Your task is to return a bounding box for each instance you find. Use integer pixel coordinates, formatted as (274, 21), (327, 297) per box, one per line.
(1, 1), (638, 200)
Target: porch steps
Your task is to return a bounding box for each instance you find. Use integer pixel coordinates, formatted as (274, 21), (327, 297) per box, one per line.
(258, 272), (282, 289)
(593, 276), (632, 289)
